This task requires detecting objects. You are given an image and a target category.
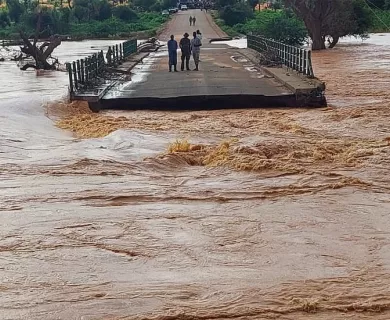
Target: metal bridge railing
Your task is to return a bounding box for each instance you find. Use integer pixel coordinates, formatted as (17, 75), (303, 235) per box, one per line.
(66, 39), (138, 96)
(247, 35), (314, 78)
(66, 50), (105, 95)
(123, 39), (137, 59)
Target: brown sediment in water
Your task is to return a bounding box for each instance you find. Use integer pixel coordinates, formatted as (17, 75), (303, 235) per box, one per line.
(161, 138), (388, 173)
(53, 99), (315, 139)
(46, 100), (92, 120)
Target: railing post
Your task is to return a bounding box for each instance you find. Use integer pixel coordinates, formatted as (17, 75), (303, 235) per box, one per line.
(112, 46), (116, 66)
(72, 61), (78, 89)
(286, 45), (290, 68)
(90, 55), (93, 79)
(308, 50), (314, 78)
(80, 59), (85, 84)
(89, 55), (93, 80)
(85, 57), (89, 84)
(119, 43), (123, 61)
(303, 50), (308, 75)
(299, 49), (303, 73)
(99, 50), (104, 73)
(107, 46), (112, 67)
(290, 46), (294, 70)
(93, 54), (96, 77)
(95, 53), (99, 78)
(291, 46), (295, 70)
(66, 63), (74, 94)
(293, 47), (297, 70)
(76, 60), (81, 85)
(93, 54), (97, 78)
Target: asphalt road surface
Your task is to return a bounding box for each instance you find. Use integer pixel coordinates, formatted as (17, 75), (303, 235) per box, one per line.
(159, 9), (226, 42)
(103, 10), (292, 104)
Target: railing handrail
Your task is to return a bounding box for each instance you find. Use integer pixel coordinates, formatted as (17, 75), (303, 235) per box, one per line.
(67, 39), (138, 96)
(247, 34), (314, 78)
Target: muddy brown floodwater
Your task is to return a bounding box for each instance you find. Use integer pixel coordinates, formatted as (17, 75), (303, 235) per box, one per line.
(1, 34), (390, 320)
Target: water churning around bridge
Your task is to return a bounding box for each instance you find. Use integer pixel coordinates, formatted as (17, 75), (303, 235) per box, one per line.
(1, 32), (390, 320)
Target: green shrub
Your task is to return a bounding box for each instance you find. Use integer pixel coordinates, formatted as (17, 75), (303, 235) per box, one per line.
(219, 3), (253, 26)
(369, 9), (390, 32)
(112, 5), (137, 22)
(6, 0), (24, 23)
(251, 11), (307, 45)
(228, 10), (308, 46)
(0, 9), (10, 28)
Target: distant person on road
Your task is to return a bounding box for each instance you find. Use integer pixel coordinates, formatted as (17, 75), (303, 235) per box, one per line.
(190, 31), (202, 71)
(189, 16), (193, 26)
(167, 34), (178, 72)
(193, 16), (196, 26)
(179, 32), (191, 71)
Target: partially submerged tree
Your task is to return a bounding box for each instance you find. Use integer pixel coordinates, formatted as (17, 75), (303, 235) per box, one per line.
(284, 0), (372, 50)
(325, 0), (372, 48)
(19, 12), (62, 70)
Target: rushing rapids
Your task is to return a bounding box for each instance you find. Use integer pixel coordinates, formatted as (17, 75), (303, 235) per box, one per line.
(1, 33), (390, 320)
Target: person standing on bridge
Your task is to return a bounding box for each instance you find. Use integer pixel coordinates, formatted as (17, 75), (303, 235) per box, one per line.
(190, 31), (202, 71)
(167, 35), (178, 72)
(189, 16), (193, 26)
(196, 30), (202, 42)
(196, 30), (202, 62)
(179, 32), (191, 71)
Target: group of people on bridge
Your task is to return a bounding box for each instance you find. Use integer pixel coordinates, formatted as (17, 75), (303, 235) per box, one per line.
(167, 30), (202, 72)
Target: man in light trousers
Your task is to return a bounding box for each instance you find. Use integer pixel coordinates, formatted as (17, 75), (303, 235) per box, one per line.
(190, 31), (202, 71)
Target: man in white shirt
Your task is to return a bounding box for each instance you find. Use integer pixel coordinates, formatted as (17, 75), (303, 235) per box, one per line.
(196, 30), (202, 42)
(190, 31), (202, 71)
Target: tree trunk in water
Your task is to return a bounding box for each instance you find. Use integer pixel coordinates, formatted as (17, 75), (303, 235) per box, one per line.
(310, 23), (326, 50)
(18, 11), (61, 70)
(329, 36), (339, 49)
(19, 32), (61, 70)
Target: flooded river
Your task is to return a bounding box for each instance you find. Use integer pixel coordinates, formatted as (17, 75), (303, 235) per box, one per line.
(1, 35), (390, 320)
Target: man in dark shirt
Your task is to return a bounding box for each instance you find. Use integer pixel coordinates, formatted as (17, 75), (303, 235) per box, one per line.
(167, 34), (178, 72)
(179, 33), (191, 71)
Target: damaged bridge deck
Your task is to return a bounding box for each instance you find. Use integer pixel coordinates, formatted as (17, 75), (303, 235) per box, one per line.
(93, 43), (325, 111)
(69, 11), (326, 111)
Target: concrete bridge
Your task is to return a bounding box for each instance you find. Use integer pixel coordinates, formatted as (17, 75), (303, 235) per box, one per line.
(68, 10), (326, 111)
